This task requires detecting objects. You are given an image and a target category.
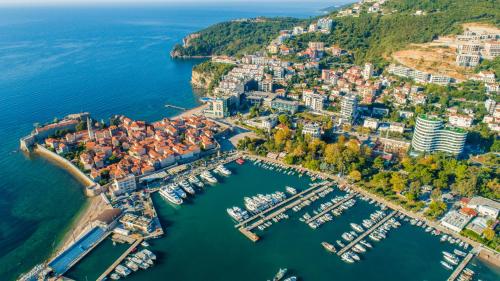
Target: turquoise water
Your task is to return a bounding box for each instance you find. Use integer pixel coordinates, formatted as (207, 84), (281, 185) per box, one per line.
(67, 162), (500, 280)
(0, 2), (348, 280)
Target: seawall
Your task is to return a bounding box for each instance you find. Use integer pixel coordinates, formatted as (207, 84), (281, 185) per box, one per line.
(34, 144), (101, 196)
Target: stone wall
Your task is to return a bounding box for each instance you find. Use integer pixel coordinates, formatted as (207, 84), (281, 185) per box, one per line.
(34, 144), (101, 196)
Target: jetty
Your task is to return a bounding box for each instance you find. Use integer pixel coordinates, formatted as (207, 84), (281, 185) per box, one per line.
(447, 252), (475, 281)
(165, 104), (187, 111)
(337, 211), (397, 256)
(305, 194), (355, 224)
(235, 182), (333, 241)
(235, 182), (332, 229)
(96, 237), (143, 281)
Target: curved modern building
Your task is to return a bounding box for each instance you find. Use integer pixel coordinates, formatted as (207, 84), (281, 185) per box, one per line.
(411, 115), (467, 155)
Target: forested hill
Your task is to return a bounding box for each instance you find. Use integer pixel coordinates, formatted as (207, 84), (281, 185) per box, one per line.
(171, 0), (499, 63)
(171, 17), (303, 57)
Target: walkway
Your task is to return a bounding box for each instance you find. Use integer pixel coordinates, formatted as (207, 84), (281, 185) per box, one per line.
(447, 252), (475, 281)
(305, 194), (355, 224)
(96, 237), (143, 281)
(337, 211), (397, 256)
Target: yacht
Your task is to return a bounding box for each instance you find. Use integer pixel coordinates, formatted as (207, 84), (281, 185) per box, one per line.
(440, 261), (454, 270)
(283, 277), (297, 281)
(273, 268), (288, 281)
(200, 171), (218, 184)
(115, 265), (131, 277)
(188, 175), (204, 187)
(285, 186), (297, 195)
(125, 260), (139, 272)
(321, 242), (336, 253)
(110, 273), (121, 280)
(350, 223), (364, 233)
(444, 255), (459, 266)
(172, 183), (187, 198)
(179, 179), (196, 195)
(360, 240), (372, 249)
(215, 164), (232, 176)
(349, 251), (360, 261)
(336, 240), (345, 248)
(454, 249), (466, 257)
(354, 244), (366, 253)
(342, 232), (354, 242)
(142, 249), (156, 260)
(227, 206), (249, 222)
(341, 253), (355, 263)
(159, 186), (183, 205)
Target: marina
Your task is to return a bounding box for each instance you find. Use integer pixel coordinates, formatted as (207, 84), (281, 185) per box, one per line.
(61, 160), (498, 281)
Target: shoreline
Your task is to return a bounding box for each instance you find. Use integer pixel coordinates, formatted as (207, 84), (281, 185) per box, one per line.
(49, 103), (208, 257)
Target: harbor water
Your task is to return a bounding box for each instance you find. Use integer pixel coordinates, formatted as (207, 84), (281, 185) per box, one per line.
(0, 2), (349, 280)
(66, 162), (500, 281)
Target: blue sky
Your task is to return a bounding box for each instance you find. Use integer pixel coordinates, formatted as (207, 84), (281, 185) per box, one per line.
(0, 0), (340, 6)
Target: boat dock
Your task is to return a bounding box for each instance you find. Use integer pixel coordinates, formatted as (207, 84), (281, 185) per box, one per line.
(235, 182), (332, 229)
(337, 211), (397, 256)
(305, 194), (355, 224)
(165, 104), (187, 111)
(447, 252), (475, 281)
(96, 237), (143, 281)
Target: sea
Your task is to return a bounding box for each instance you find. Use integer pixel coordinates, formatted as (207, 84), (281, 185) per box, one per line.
(0, 1), (498, 281)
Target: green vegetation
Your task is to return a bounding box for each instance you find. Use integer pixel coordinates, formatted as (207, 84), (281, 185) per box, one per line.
(475, 56), (500, 80)
(172, 0), (499, 64)
(192, 61), (235, 91)
(172, 18), (302, 57)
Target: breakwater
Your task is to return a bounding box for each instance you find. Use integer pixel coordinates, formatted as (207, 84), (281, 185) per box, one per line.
(33, 144), (101, 197)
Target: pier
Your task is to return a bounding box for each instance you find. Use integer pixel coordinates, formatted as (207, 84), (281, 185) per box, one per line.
(337, 211), (397, 256)
(96, 237), (143, 281)
(235, 182), (332, 229)
(165, 104), (187, 111)
(305, 194), (355, 224)
(447, 252), (475, 281)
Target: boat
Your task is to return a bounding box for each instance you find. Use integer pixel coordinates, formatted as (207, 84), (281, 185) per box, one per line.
(141, 241), (150, 247)
(227, 206), (249, 222)
(110, 273), (121, 280)
(273, 268), (288, 281)
(115, 264), (131, 277)
(159, 186), (183, 205)
(444, 255), (459, 266)
(336, 240), (345, 248)
(215, 164), (232, 176)
(321, 242), (336, 253)
(142, 249), (156, 260)
(341, 253), (355, 263)
(236, 158), (245, 165)
(342, 232), (354, 242)
(454, 249), (467, 257)
(440, 261), (454, 270)
(125, 260), (139, 271)
(172, 183), (187, 198)
(285, 186), (297, 195)
(283, 277), (297, 281)
(179, 179), (196, 195)
(200, 171), (218, 184)
(188, 175), (204, 187)
(349, 252), (360, 261)
(350, 223), (364, 233)
(354, 244), (366, 253)
(360, 240), (372, 249)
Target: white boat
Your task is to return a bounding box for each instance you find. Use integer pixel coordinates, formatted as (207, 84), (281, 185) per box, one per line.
(360, 240), (372, 249)
(444, 255), (459, 266)
(159, 186), (183, 205)
(342, 232), (354, 242)
(285, 186), (297, 195)
(284, 277), (297, 281)
(188, 175), (204, 187)
(354, 244), (366, 253)
(125, 260), (139, 271)
(341, 253), (354, 263)
(441, 261), (454, 270)
(227, 206), (249, 222)
(350, 223), (364, 233)
(110, 273), (121, 280)
(273, 268), (287, 281)
(172, 183), (187, 198)
(179, 179), (196, 195)
(349, 252), (360, 261)
(215, 164), (232, 176)
(142, 249), (156, 260)
(200, 171), (218, 184)
(115, 265), (131, 277)
(454, 249), (466, 257)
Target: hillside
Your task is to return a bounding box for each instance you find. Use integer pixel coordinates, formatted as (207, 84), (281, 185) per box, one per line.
(171, 0), (499, 64)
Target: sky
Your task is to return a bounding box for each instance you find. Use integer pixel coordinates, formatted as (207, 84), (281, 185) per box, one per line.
(0, 0), (338, 6)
